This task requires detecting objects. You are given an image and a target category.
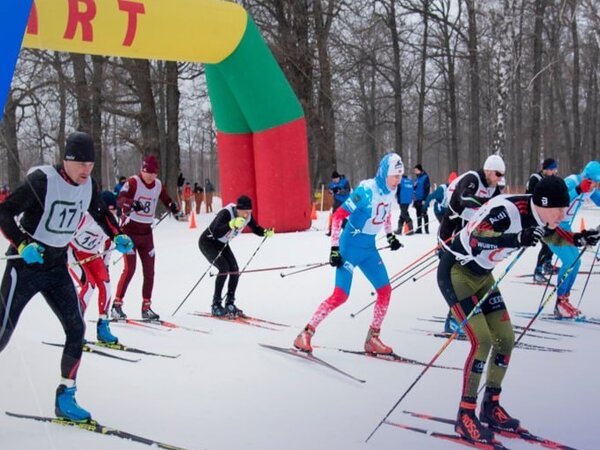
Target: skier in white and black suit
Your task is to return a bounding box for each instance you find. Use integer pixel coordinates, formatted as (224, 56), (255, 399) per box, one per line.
(0, 132), (133, 422)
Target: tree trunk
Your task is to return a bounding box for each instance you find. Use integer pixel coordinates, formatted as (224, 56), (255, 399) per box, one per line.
(91, 55), (104, 186)
(529, 0), (546, 174)
(1, 92), (21, 189)
(569, 1), (581, 170)
(465, 0), (481, 167)
(71, 53), (92, 134)
(388, 0), (404, 159)
(416, 0), (429, 166)
(165, 61), (181, 197)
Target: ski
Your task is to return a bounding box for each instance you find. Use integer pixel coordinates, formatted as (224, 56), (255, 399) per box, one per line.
(402, 410), (580, 450)
(238, 314), (290, 328)
(42, 342), (140, 363)
(189, 312), (281, 331)
(383, 420), (512, 450)
(509, 280), (556, 288)
(412, 325), (557, 342)
(87, 340), (180, 359)
(6, 411), (190, 450)
(423, 317), (575, 338)
(107, 318), (172, 332)
(133, 318), (211, 334)
(418, 330), (570, 353)
(318, 347), (460, 371)
(515, 312), (600, 326)
(259, 343), (366, 383)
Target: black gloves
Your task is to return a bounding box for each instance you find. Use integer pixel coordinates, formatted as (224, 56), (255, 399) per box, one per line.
(387, 233), (402, 251)
(573, 228), (600, 247)
(132, 200), (144, 212)
(329, 246), (342, 267)
(518, 226), (543, 247)
(169, 202), (179, 214)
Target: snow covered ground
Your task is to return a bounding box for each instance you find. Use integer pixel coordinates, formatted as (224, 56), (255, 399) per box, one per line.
(1, 200), (599, 450)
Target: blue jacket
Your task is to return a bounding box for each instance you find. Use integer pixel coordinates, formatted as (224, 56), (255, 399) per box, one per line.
(413, 172), (431, 201)
(329, 176), (351, 204)
(424, 184), (448, 216)
(396, 175), (414, 205)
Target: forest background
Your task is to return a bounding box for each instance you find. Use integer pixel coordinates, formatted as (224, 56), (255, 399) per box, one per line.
(1, 0), (599, 196)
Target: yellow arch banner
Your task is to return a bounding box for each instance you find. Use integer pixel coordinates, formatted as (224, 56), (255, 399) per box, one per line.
(22, 0), (247, 64)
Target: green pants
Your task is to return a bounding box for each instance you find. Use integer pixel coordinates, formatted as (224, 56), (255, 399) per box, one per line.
(437, 253), (515, 398)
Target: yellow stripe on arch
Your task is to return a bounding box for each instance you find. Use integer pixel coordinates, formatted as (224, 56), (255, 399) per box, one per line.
(22, 0), (247, 64)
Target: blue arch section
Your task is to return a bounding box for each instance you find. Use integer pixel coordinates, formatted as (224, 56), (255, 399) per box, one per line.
(0, 0), (33, 118)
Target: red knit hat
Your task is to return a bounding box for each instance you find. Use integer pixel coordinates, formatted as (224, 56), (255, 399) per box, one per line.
(142, 155), (159, 174)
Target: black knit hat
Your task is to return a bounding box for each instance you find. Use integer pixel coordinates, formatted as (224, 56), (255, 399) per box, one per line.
(414, 164), (423, 171)
(532, 175), (569, 208)
(65, 131), (95, 162)
(331, 170), (340, 179)
(236, 195), (252, 210)
(542, 158), (557, 170)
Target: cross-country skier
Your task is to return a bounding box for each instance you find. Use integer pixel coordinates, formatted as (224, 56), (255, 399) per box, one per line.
(548, 160), (600, 318)
(294, 153), (404, 355)
(437, 175), (599, 443)
(112, 155), (181, 321)
(0, 132), (133, 421)
(199, 195), (274, 317)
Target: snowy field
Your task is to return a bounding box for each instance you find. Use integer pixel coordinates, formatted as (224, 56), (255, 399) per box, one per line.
(1, 199), (599, 450)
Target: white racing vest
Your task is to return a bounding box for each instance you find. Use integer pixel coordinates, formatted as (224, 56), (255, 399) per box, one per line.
(216, 204), (251, 243)
(127, 175), (162, 224)
(446, 170), (497, 220)
(27, 166), (92, 247)
(70, 212), (109, 253)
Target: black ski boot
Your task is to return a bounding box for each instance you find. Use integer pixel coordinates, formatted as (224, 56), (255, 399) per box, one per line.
(141, 301), (160, 321)
(479, 387), (520, 432)
(211, 297), (227, 317)
(455, 398), (495, 443)
(224, 294), (244, 317)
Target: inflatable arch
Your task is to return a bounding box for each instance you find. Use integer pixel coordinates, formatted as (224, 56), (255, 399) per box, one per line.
(0, 0), (311, 232)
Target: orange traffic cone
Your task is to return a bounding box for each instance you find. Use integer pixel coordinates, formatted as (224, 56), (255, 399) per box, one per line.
(580, 217), (586, 232)
(311, 203), (318, 220)
(189, 212), (197, 229)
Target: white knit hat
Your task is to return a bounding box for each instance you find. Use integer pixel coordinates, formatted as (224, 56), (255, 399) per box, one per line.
(483, 154), (505, 174)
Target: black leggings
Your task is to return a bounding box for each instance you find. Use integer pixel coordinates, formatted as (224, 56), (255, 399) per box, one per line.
(0, 261), (85, 380)
(199, 233), (239, 301)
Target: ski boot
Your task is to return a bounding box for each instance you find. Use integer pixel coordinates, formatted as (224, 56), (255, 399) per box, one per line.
(455, 398), (494, 443)
(554, 295), (581, 319)
(479, 387), (520, 432)
(444, 312), (465, 337)
(110, 301), (127, 320)
(224, 294), (244, 318)
(532, 269), (549, 284)
(96, 317), (118, 344)
(55, 384), (92, 422)
(141, 301), (160, 320)
(211, 297), (227, 317)
(293, 325), (315, 353)
(364, 326), (393, 355)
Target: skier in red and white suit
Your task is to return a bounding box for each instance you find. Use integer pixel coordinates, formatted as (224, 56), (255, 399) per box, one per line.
(112, 155), (180, 321)
(69, 191), (122, 343)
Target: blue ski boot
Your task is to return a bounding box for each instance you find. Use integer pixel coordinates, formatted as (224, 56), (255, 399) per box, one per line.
(444, 312), (465, 337)
(97, 318), (118, 344)
(55, 384), (92, 422)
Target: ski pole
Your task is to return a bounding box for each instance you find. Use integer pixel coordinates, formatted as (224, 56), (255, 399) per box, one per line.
(365, 247), (526, 443)
(208, 262), (325, 277)
(280, 262), (329, 278)
(386, 236), (451, 283)
(515, 245), (587, 347)
(112, 211), (170, 266)
(0, 254), (22, 260)
(368, 252), (438, 297)
(239, 235), (268, 274)
(392, 258), (437, 290)
(576, 242), (600, 309)
(411, 263), (438, 282)
(69, 249), (112, 267)
(171, 242), (230, 316)
(351, 258), (438, 318)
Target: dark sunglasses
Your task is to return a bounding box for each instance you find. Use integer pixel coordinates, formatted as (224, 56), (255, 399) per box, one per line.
(495, 171), (504, 177)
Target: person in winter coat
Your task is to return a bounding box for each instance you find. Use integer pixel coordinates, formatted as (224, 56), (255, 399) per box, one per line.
(326, 171), (351, 235)
(526, 158), (559, 283)
(194, 182), (204, 214)
(199, 195), (274, 317)
(413, 164), (431, 233)
(205, 178), (215, 213)
(294, 153), (404, 355)
(394, 174), (414, 235)
(183, 182), (193, 216)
